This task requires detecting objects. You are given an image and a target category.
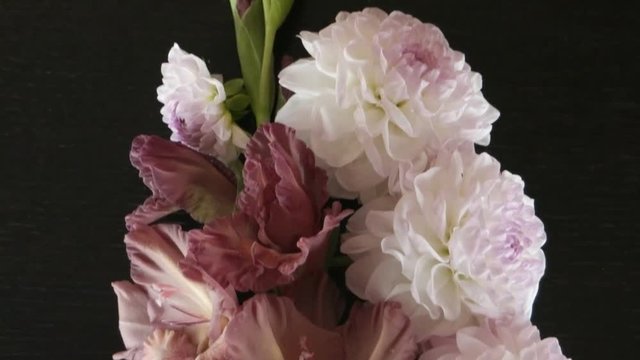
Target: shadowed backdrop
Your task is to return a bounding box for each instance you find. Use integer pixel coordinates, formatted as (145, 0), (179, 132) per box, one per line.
(1, 0), (638, 358)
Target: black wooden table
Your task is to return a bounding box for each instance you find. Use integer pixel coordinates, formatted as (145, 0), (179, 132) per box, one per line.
(1, 1), (638, 358)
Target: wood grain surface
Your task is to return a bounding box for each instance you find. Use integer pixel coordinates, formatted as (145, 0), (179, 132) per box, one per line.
(1, 0), (638, 358)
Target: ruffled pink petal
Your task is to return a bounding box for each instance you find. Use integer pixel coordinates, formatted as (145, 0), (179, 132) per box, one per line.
(125, 196), (179, 231)
(179, 261), (238, 342)
(112, 281), (153, 353)
(238, 123), (328, 251)
(187, 203), (350, 292)
(186, 213), (296, 292)
(340, 302), (418, 360)
(125, 224), (213, 328)
(141, 329), (197, 360)
(281, 271), (345, 329)
(208, 295), (344, 360)
(129, 135), (236, 224)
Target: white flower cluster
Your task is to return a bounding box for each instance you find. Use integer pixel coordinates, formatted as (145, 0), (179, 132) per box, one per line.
(277, 8), (499, 198)
(277, 7), (562, 354)
(157, 43), (249, 163)
(342, 144), (546, 337)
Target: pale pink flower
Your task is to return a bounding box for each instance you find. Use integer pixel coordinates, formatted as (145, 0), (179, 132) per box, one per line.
(186, 124), (351, 292)
(202, 295), (417, 360)
(112, 224), (237, 359)
(126, 135), (237, 228)
(342, 144), (546, 338)
(421, 321), (569, 360)
(158, 43), (249, 163)
(276, 8), (499, 198)
(141, 329), (198, 360)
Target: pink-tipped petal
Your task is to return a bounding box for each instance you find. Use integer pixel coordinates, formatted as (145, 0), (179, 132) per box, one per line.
(125, 196), (179, 231)
(125, 224), (213, 327)
(340, 302), (418, 360)
(141, 329), (198, 360)
(211, 295), (343, 360)
(129, 135), (236, 224)
(112, 281), (152, 359)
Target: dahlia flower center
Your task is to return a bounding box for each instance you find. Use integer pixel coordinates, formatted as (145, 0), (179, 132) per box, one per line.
(505, 233), (523, 261)
(400, 43), (437, 70)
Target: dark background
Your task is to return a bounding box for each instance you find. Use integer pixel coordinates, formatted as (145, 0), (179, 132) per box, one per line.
(1, 0), (638, 358)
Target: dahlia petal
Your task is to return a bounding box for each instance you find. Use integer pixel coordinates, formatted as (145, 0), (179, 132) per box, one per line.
(279, 59), (335, 96)
(129, 135), (236, 224)
(421, 321), (570, 360)
(340, 302), (418, 360)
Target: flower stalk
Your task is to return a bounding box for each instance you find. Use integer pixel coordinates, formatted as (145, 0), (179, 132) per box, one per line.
(229, 0), (294, 127)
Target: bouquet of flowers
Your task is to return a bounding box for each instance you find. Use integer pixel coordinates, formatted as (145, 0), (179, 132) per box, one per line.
(112, 3), (570, 359)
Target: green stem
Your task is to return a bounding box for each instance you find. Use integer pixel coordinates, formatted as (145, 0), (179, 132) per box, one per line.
(255, 26), (276, 126)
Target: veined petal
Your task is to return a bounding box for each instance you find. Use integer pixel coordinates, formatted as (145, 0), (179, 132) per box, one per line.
(129, 135), (236, 224)
(112, 281), (152, 350)
(125, 224), (213, 327)
(340, 302), (417, 360)
(208, 295), (343, 360)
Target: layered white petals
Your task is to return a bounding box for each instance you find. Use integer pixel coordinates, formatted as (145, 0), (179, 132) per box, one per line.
(421, 321), (569, 360)
(342, 145), (546, 338)
(158, 43), (248, 163)
(277, 8), (499, 197)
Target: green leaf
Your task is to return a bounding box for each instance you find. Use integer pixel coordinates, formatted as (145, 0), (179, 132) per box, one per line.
(225, 93), (252, 112)
(223, 78), (245, 97)
(275, 85), (286, 112)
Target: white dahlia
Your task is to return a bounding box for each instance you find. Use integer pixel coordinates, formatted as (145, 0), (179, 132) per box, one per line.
(342, 144), (546, 338)
(157, 43), (249, 163)
(421, 321), (569, 360)
(276, 8), (499, 198)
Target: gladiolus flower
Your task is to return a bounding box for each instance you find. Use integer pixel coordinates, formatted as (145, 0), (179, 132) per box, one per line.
(187, 124), (351, 292)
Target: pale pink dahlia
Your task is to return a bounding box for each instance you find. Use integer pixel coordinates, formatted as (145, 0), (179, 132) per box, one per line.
(342, 144), (546, 338)
(158, 43), (249, 163)
(421, 321), (569, 360)
(276, 8), (499, 198)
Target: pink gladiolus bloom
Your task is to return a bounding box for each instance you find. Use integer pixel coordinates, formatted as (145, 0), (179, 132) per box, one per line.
(187, 124), (351, 292)
(126, 135), (236, 229)
(202, 295), (417, 360)
(112, 224), (236, 359)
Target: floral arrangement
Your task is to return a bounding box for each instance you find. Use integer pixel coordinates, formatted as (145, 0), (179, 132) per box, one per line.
(112, 3), (570, 359)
